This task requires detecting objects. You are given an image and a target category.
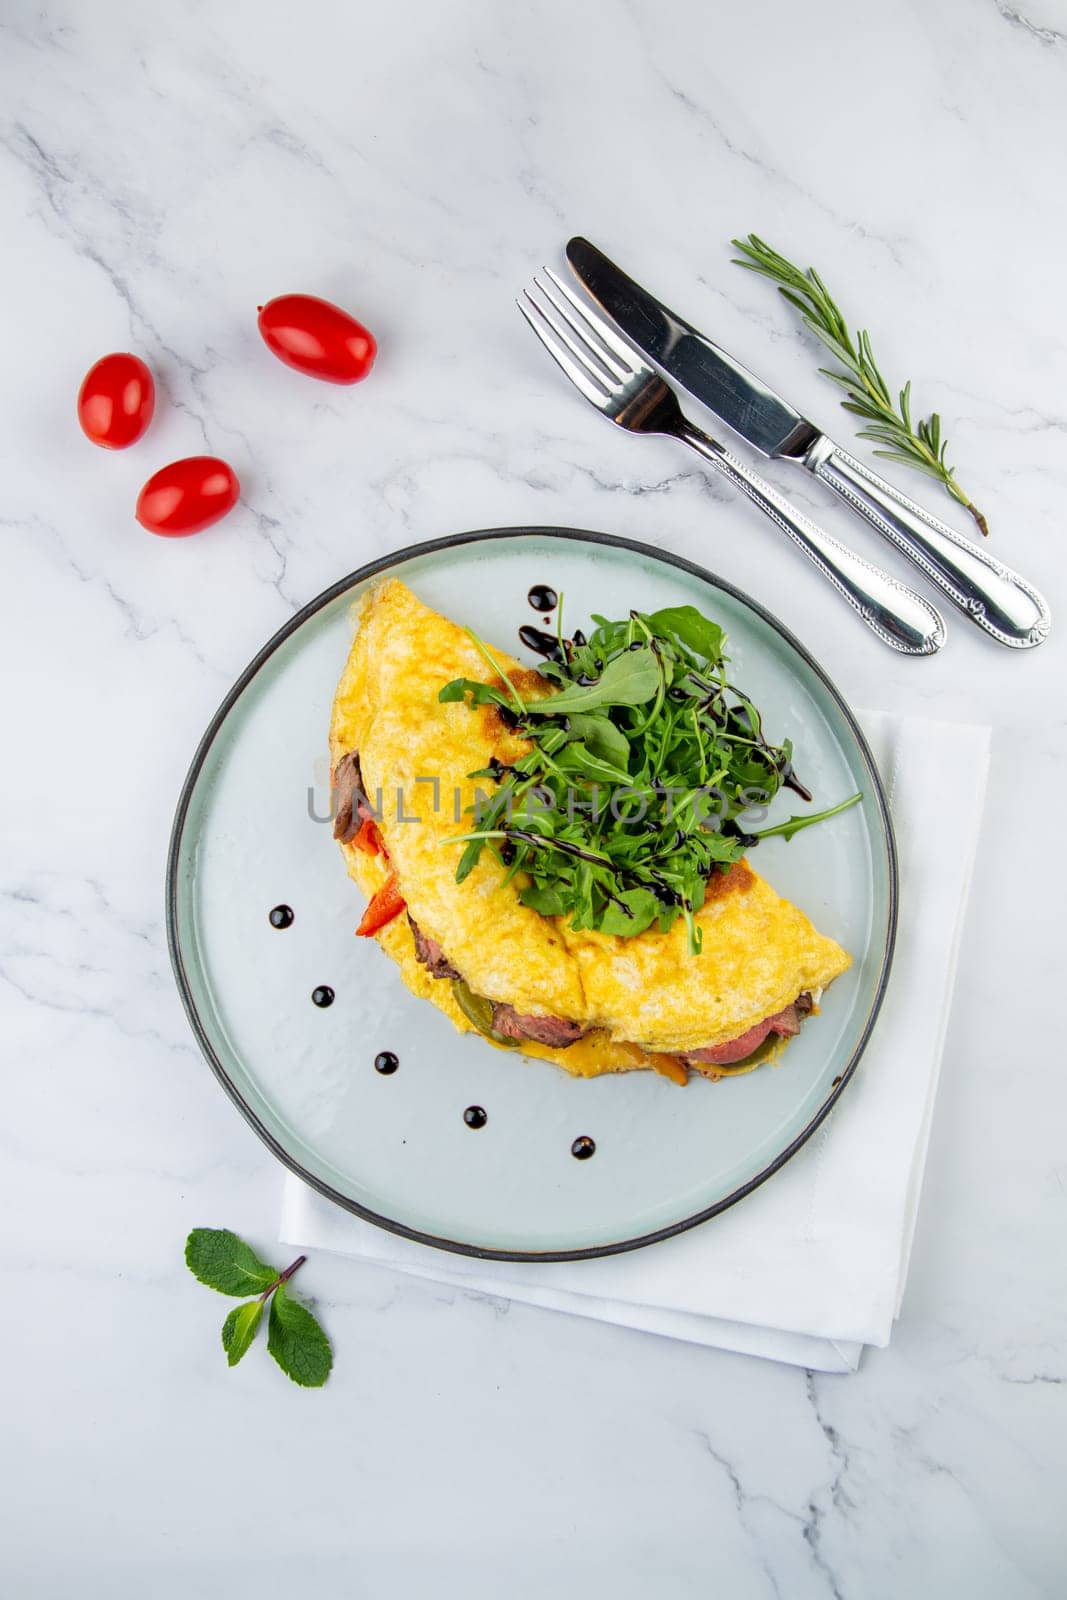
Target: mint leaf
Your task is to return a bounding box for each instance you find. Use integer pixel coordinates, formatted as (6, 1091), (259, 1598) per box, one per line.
(267, 1285), (333, 1388)
(221, 1300), (264, 1367)
(185, 1229), (277, 1296)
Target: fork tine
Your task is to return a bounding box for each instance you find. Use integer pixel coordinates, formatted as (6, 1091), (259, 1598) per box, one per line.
(522, 281), (618, 389)
(517, 295), (613, 409)
(543, 267), (646, 372)
(518, 284), (617, 390)
(534, 272), (630, 383)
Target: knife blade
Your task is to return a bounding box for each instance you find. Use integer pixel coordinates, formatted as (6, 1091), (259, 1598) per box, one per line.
(566, 236), (820, 461)
(565, 236), (1050, 649)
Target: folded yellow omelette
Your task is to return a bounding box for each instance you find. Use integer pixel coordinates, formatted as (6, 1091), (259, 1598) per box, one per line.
(330, 578), (850, 1084)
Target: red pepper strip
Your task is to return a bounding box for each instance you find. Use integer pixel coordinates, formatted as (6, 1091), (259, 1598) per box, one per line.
(351, 815), (383, 856)
(356, 873), (405, 937)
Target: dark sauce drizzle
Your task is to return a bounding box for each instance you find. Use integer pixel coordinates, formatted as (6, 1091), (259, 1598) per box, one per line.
(311, 985), (335, 1008)
(518, 624), (565, 665)
(571, 1136), (596, 1160)
(724, 693), (812, 802)
(374, 1051), (399, 1075)
(463, 1105), (488, 1129)
(527, 584), (558, 613)
(269, 904), (294, 929)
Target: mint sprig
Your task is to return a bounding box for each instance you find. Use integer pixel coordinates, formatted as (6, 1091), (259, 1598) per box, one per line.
(185, 1229), (332, 1387)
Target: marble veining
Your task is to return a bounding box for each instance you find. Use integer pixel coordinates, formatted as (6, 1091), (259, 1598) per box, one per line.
(2, 0), (1065, 1594)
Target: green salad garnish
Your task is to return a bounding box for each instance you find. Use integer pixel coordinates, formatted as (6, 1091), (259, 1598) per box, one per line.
(439, 603), (860, 954)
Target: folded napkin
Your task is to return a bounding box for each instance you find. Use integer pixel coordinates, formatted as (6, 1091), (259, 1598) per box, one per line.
(280, 712), (990, 1372)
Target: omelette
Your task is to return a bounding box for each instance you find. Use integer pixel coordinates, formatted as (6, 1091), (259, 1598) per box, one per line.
(330, 578), (851, 1085)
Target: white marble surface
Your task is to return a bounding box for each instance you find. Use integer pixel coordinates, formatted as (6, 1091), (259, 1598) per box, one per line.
(2, 1), (1065, 1594)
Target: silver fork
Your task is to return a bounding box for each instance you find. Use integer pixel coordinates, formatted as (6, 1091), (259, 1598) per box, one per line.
(519, 269), (946, 656)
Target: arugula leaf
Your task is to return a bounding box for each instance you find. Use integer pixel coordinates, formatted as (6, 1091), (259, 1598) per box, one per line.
(554, 744), (632, 787)
(455, 835), (485, 883)
(753, 792), (862, 842)
(439, 677), (512, 711)
(598, 886), (660, 936)
(267, 1285), (333, 1388)
(221, 1300), (264, 1367)
(542, 648), (660, 712)
(704, 831), (747, 864)
(185, 1229), (277, 1296)
(646, 606), (726, 662)
(563, 713), (631, 770)
(518, 883), (569, 917)
(445, 601), (855, 950)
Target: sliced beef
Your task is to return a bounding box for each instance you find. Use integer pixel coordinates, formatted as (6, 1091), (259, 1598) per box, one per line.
(408, 916), (460, 980)
(490, 1005), (590, 1049)
(682, 999), (805, 1067)
(332, 751), (366, 843)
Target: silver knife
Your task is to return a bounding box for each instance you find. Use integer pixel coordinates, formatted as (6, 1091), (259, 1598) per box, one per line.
(567, 237), (1050, 650)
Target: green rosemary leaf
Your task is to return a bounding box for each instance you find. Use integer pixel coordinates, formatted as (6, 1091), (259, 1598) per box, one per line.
(731, 232), (989, 536)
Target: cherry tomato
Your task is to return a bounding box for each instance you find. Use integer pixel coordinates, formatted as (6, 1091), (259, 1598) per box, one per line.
(355, 873), (405, 937)
(135, 456), (240, 537)
(257, 294), (377, 385)
(77, 353), (155, 449)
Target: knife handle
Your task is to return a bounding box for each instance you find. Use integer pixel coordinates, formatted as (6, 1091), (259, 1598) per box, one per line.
(807, 440), (1050, 649)
(679, 424), (946, 655)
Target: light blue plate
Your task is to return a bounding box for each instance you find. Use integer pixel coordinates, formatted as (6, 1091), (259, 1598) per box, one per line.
(167, 529), (896, 1260)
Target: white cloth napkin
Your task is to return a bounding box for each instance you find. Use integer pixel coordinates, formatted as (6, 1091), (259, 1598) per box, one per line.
(280, 712), (990, 1372)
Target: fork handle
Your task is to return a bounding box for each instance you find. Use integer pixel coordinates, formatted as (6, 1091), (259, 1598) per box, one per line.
(805, 438), (1050, 649)
(678, 422), (946, 656)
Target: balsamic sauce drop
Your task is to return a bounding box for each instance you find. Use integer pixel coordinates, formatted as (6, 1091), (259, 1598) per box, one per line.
(463, 1105), (488, 1129)
(268, 904), (294, 929)
(374, 1051), (399, 1075)
(311, 985), (335, 1008)
(782, 767), (814, 803)
(518, 624), (565, 664)
(571, 1136), (596, 1160)
(527, 584), (558, 613)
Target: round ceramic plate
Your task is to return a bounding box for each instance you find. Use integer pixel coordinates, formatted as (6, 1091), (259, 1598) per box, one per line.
(168, 528), (896, 1260)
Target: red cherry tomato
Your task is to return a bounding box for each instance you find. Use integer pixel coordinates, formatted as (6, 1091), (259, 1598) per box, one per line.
(77, 353), (155, 449)
(257, 294), (377, 385)
(135, 457), (240, 537)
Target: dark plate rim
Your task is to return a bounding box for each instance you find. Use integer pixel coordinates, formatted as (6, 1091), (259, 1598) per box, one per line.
(166, 525), (898, 1262)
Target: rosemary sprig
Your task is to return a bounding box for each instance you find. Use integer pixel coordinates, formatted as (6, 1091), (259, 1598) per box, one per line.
(731, 233), (988, 536)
